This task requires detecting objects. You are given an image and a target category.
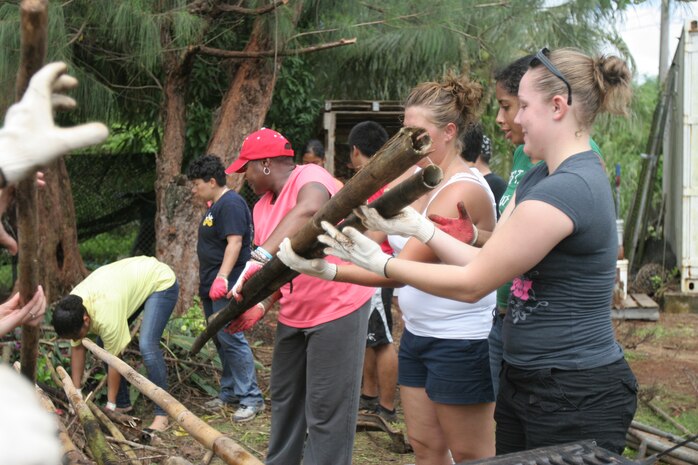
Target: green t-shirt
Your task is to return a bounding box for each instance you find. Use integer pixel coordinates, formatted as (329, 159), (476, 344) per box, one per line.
(70, 256), (176, 355)
(495, 139), (602, 310)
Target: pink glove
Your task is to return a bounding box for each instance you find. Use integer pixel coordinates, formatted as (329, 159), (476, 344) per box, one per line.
(208, 276), (229, 301)
(224, 291), (281, 334)
(229, 260), (264, 302)
(428, 201), (479, 246)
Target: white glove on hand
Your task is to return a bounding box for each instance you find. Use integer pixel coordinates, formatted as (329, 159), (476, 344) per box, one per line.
(355, 205), (435, 243)
(318, 221), (392, 277)
(277, 237), (337, 280)
(0, 62), (109, 186)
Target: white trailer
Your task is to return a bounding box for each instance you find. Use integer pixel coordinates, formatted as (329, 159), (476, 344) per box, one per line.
(664, 19), (698, 293)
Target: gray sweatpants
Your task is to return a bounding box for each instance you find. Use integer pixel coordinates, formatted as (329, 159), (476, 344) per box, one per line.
(265, 298), (371, 465)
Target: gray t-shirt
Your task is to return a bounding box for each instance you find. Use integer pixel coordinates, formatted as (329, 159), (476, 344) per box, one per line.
(502, 151), (624, 370)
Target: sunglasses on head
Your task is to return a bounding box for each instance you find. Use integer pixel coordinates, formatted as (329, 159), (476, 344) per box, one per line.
(531, 47), (572, 105)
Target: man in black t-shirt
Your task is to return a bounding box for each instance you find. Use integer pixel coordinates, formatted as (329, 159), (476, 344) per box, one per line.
(187, 155), (264, 423)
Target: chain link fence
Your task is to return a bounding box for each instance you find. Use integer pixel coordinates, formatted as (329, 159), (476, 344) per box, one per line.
(0, 153), (157, 299)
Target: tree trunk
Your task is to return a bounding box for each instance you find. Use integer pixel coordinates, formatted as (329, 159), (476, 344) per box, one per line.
(37, 160), (89, 298)
(206, 17), (281, 193)
(156, 16), (282, 314)
(154, 49), (199, 315)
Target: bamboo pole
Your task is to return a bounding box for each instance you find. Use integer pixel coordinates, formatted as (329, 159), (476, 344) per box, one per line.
(628, 429), (698, 464)
(16, 0), (48, 382)
(88, 400), (141, 465)
(191, 131), (438, 355)
(632, 421), (698, 452)
(57, 365), (121, 465)
(646, 400), (692, 435)
(81, 338), (264, 465)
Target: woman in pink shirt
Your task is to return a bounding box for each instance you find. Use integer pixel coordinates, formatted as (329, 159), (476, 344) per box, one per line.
(225, 128), (374, 465)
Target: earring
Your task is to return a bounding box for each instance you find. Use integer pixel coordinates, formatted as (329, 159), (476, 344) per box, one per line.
(263, 166), (271, 175)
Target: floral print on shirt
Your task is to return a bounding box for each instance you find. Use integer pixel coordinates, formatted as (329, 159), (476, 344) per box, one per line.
(509, 272), (549, 323)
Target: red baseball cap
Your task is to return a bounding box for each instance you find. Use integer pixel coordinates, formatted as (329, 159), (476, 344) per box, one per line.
(225, 128), (294, 174)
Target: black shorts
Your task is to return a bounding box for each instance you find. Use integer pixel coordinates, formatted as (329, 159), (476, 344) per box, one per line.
(366, 288), (394, 347)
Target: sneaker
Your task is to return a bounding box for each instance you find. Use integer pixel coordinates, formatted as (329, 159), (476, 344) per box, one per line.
(204, 397), (238, 410)
(375, 404), (397, 423)
(232, 403), (264, 423)
(359, 394), (379, 412)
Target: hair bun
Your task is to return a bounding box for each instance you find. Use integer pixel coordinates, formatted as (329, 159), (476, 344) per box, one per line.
(442, 73), (483, 125)
(593, 55), (632, 116)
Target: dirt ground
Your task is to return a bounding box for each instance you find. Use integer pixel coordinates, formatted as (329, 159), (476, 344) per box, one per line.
(95, 308), (698, 465)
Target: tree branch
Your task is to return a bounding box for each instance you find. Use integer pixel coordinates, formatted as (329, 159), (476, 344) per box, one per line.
(216, 0), (288, 15)
(198, 37), (356, 59)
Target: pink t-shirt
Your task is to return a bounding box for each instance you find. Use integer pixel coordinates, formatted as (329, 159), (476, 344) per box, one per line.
(254, 164), (374, 328)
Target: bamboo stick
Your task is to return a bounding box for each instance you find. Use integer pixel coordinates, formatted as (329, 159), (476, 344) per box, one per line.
(626, 435), (693, 465)
(81, 338), (264, 465)
(632, 421), (698, 452)
(628, 429), (698, 464)
(16, 0), (48, 383)
(645, 400), (692, 435)
(106, 436), (164, 453)
(57, 365), (121, 465)
(191, 136), (439, 355)
(88, 400), (141, 465)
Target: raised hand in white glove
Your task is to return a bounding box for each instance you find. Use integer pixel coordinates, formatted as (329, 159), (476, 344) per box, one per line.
(277, 237), (337, 280)
(318, 221), (392, 277)
(0, 62), (109, 186)
(355, 205), (435, 243)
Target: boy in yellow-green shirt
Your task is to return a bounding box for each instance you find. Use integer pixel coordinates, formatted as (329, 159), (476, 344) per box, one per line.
(52, 256), (178, 431)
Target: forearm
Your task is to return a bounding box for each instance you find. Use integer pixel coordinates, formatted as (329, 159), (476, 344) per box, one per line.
(334, 263), (402, 288)
(384, 258), (485, 303)
(71, 345), (86, 388)
(107, 366), (121, 404)
(219, 240), (242, 278)
(426, 229), (480, 266)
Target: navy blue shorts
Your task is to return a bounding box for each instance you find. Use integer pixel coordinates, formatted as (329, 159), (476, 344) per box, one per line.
(398, 329), (494, 405)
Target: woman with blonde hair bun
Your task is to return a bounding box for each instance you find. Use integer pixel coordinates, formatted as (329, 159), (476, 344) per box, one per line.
(310, 48), (639, 456)
(280, 73), (498, 464)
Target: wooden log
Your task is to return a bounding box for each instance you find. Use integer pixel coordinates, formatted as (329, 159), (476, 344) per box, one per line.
(88, 400), (141, 465)
(81, 338), (264, 465)
(16, 0), (48, 382)
(57, 365), (121, 465)
(190, 135), (439, 356)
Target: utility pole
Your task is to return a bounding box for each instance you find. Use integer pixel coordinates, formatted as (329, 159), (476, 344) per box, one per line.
(659, 0), (670, 84)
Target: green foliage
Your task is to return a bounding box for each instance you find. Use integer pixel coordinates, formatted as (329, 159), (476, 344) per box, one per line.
(594, 78), (660, 220)
(79, 224), (138, 269)
(166, 297), (207, 337)
(265, 55), (323, 149)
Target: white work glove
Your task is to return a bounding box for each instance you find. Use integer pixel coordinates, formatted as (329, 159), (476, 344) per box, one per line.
(277, 237), (337, 280)
(355, 205), (435, 243)
(0, 62), (109, 186)
(318, 221), (392, 277)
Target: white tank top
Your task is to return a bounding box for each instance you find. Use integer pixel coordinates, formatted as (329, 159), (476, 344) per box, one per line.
(389, 168), (496, 339)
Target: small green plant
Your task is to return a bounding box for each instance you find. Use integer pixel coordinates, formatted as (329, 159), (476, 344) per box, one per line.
(167, 297), (206, 337)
